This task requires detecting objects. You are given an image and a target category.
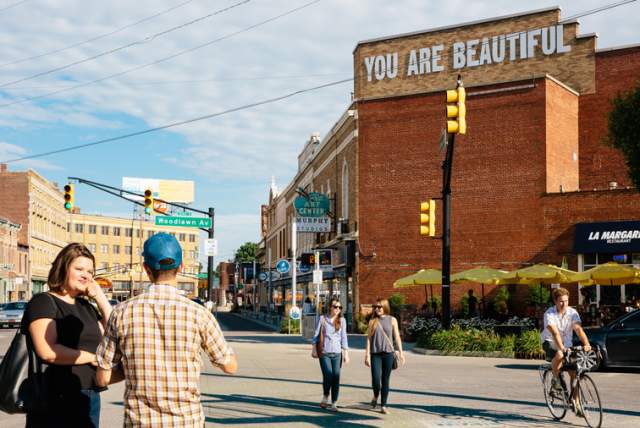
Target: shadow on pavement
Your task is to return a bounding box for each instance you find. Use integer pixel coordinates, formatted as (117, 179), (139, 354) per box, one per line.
(394, 404), (558, 426)
(201, 393), (380, 427)
(224, 335), (308, 345)
(494, 363), (542, 371)
(202, 372), (640, 418)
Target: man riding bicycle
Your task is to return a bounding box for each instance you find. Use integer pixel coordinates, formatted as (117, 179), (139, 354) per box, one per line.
(541, 287), (591, 413)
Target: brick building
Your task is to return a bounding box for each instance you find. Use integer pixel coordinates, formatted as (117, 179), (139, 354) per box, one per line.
(0, 216), (26, 302)
(353, 7), (640, 313)
(0, 164), (67, 296)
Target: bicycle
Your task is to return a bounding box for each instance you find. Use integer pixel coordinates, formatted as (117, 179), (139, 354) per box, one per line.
(539, 346), (603, 428)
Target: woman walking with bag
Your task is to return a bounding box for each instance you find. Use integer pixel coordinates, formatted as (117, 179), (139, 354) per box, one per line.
(21, 243), (118, 427)
(311, 296), (350, 412)
(365, 298), (405, 414)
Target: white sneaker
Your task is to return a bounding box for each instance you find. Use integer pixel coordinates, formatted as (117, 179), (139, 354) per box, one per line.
(320, 396), (328, 409)
(329, 402), (338, 412)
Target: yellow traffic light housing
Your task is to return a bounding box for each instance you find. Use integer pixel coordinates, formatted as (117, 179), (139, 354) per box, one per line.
(144, 189), (154, 215)
(420, 200), (436, 237)
(63, 183), (74, 211)
(446, 86), (466, 135)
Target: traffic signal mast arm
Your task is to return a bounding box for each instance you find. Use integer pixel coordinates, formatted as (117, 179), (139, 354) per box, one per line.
(67, 176), (211, 232)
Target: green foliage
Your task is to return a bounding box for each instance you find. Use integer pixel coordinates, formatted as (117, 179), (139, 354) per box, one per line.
(428, 326), (505, 353)
(234, 242), (258, 263)
(499, 335), (516, 354)
(388, 293), (406, 314)
(493, 286), (510, 316)
(429, 296), (441, 310)
(460, 294), (469, 317)
(279, 316), (300, 334)
(514, 329), (544, 359)
(355, 313), (369, 334)
(608, 82), (640, 190)
(527, 284), (550, 307)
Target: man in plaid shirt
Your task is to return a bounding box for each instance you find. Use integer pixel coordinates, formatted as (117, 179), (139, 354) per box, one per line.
(96, 233), (237, 427)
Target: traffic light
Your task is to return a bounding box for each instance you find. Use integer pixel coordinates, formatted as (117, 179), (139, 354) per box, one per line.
(420, 200), (436, 237)
(63, 183), (74, 211)
(144, 189), (154, 215)
(446, 85), (466, 135)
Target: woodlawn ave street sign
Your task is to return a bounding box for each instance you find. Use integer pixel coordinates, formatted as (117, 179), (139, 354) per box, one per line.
(155, 216), (212, 228)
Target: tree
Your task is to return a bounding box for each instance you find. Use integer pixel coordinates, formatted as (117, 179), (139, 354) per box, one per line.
(608, 82), (640, 190)
(234, 242), (258, 262)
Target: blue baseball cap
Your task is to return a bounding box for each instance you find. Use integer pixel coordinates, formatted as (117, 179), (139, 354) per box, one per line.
(143, 233), (182, 270)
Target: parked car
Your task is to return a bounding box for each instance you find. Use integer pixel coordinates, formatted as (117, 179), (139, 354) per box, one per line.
(581, 309), (640, 369)
(190, 297), (205, 306)
(109, 299), (119, 307)
(0, 301), (27, 328)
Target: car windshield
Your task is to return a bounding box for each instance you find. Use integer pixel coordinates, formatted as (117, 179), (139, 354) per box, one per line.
(4, 302), (26, 311)
(607, 310), (640, 328)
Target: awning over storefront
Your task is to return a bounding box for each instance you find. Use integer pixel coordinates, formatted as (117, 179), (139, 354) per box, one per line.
(574, 221), (640, 254)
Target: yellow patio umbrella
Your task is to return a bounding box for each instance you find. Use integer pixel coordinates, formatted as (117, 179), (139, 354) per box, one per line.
(572, 262), (640, 285)
(508, 263), (580, 285)
(452, 267), (512, 316)
(393, 268), (442, 308)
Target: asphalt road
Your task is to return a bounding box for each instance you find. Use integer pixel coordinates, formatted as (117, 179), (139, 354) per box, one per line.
(1, 315), (639, 427)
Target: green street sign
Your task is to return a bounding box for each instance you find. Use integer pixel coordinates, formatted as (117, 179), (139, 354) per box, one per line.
(155, 216), (212, 228)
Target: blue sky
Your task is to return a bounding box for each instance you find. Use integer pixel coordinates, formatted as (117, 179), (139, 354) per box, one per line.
(0, 0), (638, 264)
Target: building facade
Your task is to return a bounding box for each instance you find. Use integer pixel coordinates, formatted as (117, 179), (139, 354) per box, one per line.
(0, 217), (27, 302)
(0, 164), (68, 296)
(68, 212), (200, 298)
(261, 108), (358, 326)
(352, 7), (640, 312)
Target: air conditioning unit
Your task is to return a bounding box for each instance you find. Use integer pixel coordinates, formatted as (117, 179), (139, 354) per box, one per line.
(338, 219), (349, 235)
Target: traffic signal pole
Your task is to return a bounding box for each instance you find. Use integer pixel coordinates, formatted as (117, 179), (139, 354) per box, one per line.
(441, 132), (455, 329)
(207, 207), (215, 304)
(441, 75), (465, 330)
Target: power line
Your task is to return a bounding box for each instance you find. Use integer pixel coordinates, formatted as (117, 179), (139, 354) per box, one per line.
(1, 72), (351, 91)
(0, 77), (353, 163)
(0, 0), (28, 13)
(0, 0), (323, 109)
(0, 0), (252, 87)
(559, 0), (637, 22)
(0, 0), (197, 68)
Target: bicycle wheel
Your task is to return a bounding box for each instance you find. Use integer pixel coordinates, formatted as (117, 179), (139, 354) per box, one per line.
(542, 369), (567, 420)
(579, 374), (603, 428)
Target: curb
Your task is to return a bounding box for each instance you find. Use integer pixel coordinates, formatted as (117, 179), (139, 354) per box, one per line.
(411, 347), (515, 358)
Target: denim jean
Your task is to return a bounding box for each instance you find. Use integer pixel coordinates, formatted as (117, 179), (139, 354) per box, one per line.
(26, 388), (101, 428)
(371, 352), (394, 406)
(319, 352), (342, 403)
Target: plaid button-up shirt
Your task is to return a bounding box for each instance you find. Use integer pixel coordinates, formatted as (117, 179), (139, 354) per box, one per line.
(96, 284), (234, 427)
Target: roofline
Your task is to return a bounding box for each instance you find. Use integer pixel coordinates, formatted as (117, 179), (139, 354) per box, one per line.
(353, 6), (561, 53)
(596, 42), (640, 53)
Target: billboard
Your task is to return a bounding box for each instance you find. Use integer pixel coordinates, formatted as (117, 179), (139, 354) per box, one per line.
(122, 177), (194, 204)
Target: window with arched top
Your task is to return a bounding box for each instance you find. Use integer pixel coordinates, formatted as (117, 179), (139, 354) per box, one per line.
(341, 161), (349, 220)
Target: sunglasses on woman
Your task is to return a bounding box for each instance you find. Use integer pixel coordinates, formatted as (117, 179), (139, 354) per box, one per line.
(373, 305), (383, 309)
(332, 305), (342, 309)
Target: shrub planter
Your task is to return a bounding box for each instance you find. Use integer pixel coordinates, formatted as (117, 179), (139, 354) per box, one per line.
(412, 347), (515, 358)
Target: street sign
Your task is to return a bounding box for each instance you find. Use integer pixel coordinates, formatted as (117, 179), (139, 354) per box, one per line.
(276, 259), (290, 274)
(313, 269), (323, 284)
(270, 271), (281, 280)
(289, 306), (301, 320)
(258, 272), (268, 281)
(155, 216), (212, 228)
(204, 239), (218, 256)
(295, 216), (331, 233)
(298, 262), (311, 274)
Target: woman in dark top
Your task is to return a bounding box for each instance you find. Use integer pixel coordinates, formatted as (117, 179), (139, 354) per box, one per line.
(21, 243), (114, 428)
(364, 298), (405, 414)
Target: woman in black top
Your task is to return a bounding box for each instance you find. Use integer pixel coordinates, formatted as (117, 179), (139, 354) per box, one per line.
(21, 243), (114, 428)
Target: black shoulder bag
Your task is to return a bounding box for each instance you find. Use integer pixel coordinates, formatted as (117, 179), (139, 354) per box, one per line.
(0, 296), (54, 414)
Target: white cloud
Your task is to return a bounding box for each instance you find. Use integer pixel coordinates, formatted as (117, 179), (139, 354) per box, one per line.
(0, 142), (62, 171)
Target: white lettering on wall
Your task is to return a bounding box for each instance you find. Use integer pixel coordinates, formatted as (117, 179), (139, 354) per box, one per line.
(363, 25), (573, 82)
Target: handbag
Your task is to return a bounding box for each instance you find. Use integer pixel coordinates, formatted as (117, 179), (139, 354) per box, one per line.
(311, 317), (325, 359)
(378, 322), (401, 370)
(0, 294), (56, 414)
(0, 328), (49, 414)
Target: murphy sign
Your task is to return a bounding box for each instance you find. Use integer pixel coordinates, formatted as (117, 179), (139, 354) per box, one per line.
(354, 7), (597, 99)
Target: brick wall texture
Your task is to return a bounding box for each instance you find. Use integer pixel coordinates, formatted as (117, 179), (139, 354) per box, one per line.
(356, 44), (640, 312)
